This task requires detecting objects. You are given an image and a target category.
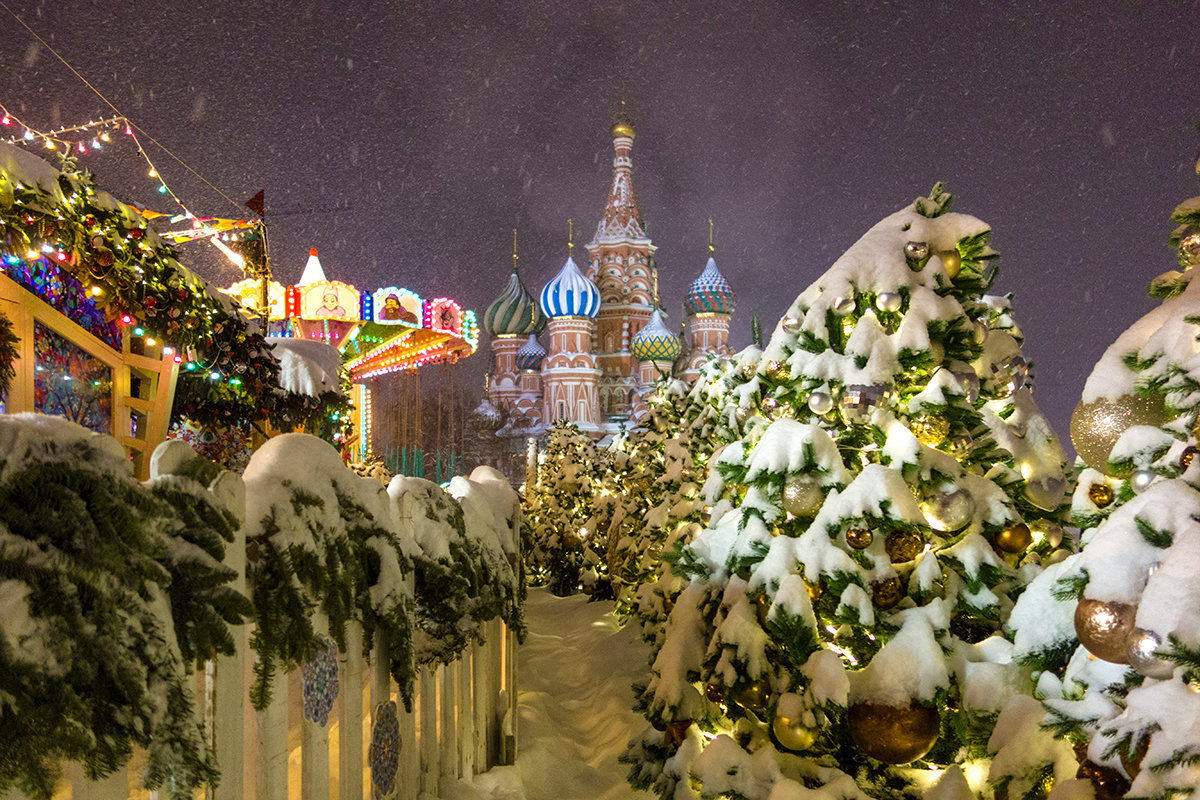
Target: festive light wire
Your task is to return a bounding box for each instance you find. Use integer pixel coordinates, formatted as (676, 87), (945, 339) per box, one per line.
(0, 0), (247, 219)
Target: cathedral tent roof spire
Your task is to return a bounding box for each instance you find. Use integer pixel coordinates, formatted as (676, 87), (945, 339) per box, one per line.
(594, 102), (647, 243)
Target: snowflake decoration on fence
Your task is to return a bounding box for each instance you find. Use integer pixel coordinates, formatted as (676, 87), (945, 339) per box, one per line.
(369, 700), (401, 799)
(301, 636), (339, 726)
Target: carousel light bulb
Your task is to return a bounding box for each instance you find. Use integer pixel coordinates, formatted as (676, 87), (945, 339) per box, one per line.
(209, 371), (221, 380)
(1, 115), (10, 125)
(148, 168), (157, 177)
(100, 131), (110, 141)
(44, 139), (54, 149)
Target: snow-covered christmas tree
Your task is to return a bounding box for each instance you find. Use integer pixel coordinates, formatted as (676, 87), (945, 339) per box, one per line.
(623, 185), (1074, 799)
(523, 421), (607, 595)
(1007, 191), (1200, 800)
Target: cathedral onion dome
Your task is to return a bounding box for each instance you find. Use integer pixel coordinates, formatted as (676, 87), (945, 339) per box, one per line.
(484, 267), (539, 336)
(684, 256), (736, 316)
(515, 333), (546, 370)
(631, 308), (682, 362)
(539, 255), (601, 319)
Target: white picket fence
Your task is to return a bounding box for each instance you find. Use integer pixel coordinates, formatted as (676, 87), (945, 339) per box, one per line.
(9, 470), (521, 800)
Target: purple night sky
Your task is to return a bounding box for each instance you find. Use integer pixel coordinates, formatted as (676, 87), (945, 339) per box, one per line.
(3, 1), (1199, 444)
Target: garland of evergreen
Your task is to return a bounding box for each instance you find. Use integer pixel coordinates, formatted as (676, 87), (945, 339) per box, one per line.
(0, 416), (251, 800)
(0, 154), (347, 439)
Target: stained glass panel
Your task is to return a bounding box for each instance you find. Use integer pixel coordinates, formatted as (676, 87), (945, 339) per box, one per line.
(34, 321), (113, 434)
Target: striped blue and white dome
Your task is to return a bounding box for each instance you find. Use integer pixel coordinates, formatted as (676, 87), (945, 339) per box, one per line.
(684, 256), (736, 316)
(514, 333), (546, 370)
(631, 309), (682, 363)
(539, 255), (601, 319)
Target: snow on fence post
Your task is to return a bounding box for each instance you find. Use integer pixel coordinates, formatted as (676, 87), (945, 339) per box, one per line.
(337, 620), (363, 800)
(398, 569), (419, 800)
(458, 652), (475, 778)
(418, 665), (439, 791)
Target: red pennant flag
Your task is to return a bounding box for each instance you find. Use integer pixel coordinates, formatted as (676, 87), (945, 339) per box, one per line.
(244, 190), (265, 218)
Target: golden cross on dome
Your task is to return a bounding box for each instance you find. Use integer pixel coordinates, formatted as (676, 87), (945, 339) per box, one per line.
(568, 218), (574, 253)
(709, 218), (715, 254)
(512, 228), (518, 271)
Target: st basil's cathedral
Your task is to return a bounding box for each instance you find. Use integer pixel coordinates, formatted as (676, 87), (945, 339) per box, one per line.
(480, 116), (737, 440)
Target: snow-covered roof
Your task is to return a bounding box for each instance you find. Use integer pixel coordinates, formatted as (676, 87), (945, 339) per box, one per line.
(267, 337), (343, 396)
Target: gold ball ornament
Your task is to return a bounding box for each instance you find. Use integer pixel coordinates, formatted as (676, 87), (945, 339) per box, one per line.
(846, 701), (940, 764)
(946, 431), (973, 459)
(781, 316), (802, 335)
(1119, 734), (1150, 780)
(664, 718), (693, 747)
(736, 679), (771, 713)
(934, 249), (962, 278)
(783, 474), (824, 517)
(1127, 627), (1175, 679)
(704, 681), (725, 704)
(756, 593), (772, 626)
(771, 712), (818, 752)
(845, 528), (874, 549)
(1070, 394), (1170, 474)
(910, 413), (950, 445)
(885, 529), (924, 562)
(1087, 482), (1114, 508)
(994, 522), (1033, 554)
(1074, 598), (1137, 664)
(871, 577), (903, 609)
(766, 360), (789, 380)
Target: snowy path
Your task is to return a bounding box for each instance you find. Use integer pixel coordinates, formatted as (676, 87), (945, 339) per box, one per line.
(512, 588), (652, 800)
(443, 587), (651, 800)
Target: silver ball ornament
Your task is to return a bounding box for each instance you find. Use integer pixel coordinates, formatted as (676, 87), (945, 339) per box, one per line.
(808, 390), (834, 416)
(1127, 627), (1175, 679)
(1028, 518), (1064, 548)
(1131, 468), (1156, 494)
(1023, 476), (1066, 511)
(876, 292), (902, 313)
(904, 241), (930, 266)
(831, 295), (856, 316)
(921, 484), (975, 531)
(781, 316), (802, 335)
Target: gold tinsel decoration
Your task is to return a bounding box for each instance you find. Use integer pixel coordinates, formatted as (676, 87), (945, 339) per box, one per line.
(871, 577), (902, 609)
(1087, 483), (1114, 507)
(994, 522), (1033, 554)
(846, 702), (940, 764)
(884, 529), (923, 563)
(845, 528), (873, 549)
(1076, 760), (1131, 800)
(1073, 597), (1137, 664)
(910, 414), (950, 446)
(1182, 445), (1197, 470)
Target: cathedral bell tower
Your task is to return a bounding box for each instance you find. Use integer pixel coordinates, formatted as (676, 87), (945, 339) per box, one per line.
(585, 108), (657, 422)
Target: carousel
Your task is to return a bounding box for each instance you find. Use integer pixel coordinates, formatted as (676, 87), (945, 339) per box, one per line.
(221, 247), (478, 464)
